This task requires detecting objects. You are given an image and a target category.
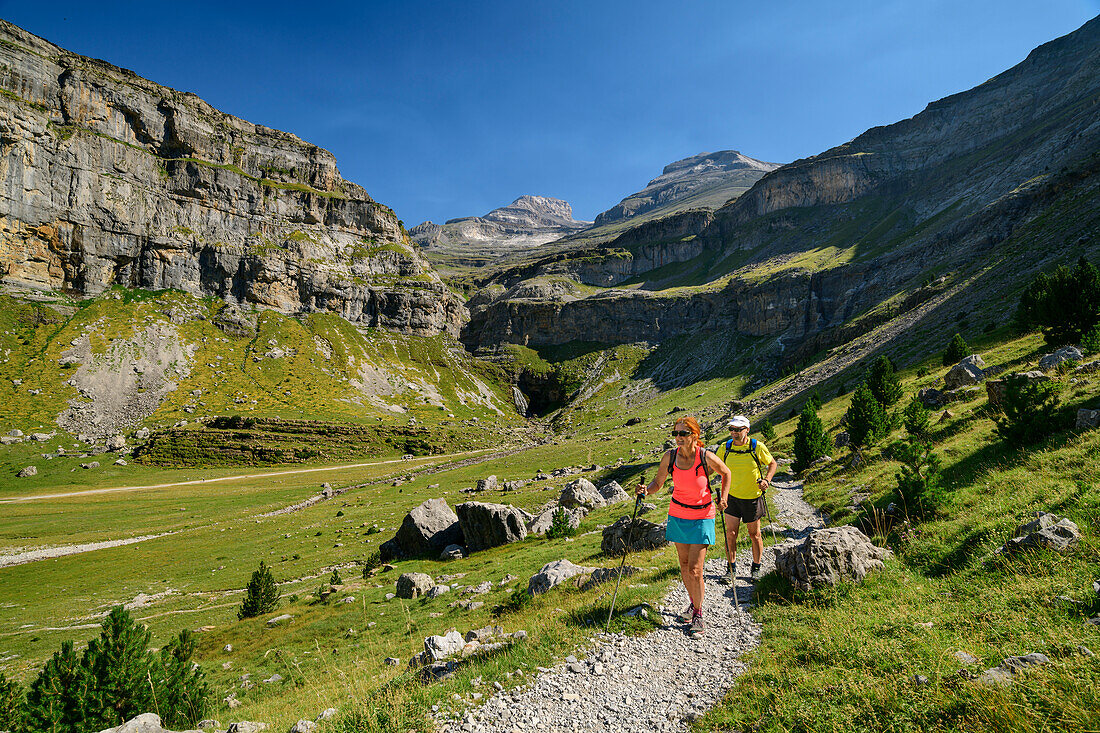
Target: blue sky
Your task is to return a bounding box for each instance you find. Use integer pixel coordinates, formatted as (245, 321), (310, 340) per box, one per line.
(2, 1), (1098, 226)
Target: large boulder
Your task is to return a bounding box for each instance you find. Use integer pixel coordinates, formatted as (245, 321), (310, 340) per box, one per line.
(944, 357), (985, 389)
(601, 515), (668, 556)
(1076, 408), (1100, 431)
(598, 481), (631, 505)
(528, 559), (595, 595)
(455, 502), (528, 552)
(379, 498), (463, 561)
(1038, 346), (1083, 372)
(527, 505), (586, 536)
(396, 572), (435, 599)
(476, 475), (498, 492)
(95, 713), (203, 733)
(986, 371), (1049, 408)
(559, 479), (606, 510)
(918, 388), (944, 409)
(774, 526), (892, 590)
(996, 512), (1081, 555)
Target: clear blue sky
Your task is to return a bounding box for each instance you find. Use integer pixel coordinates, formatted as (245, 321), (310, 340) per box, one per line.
(2, 1), (1098, 226)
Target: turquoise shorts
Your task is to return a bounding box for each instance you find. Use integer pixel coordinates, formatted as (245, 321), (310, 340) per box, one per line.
(665, 515), (716, 545)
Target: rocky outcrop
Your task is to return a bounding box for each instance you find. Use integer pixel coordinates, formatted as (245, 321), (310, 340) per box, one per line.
(455, 501), (528, 552)
(380, 498), (464, 561)
(594, 150), (778, 226)
(0, 20), (464, 336)
(774, 526), (892, 590)
(412, 196), (590, 252)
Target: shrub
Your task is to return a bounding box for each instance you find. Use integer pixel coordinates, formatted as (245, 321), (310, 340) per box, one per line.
(793, 404), (829, 473)
(994, 373), (1059, 444)
(363, 550), (382, 576)
(806, 391), (823, 412)
(21, 640), (89, 733)
(757, 418), (777, 443)
(867, 356), (903, 406)
(149, 629), (208, 729)
(941, 333), (969, 366)
(0, 672), (21, 732)
(847, 383), (889, 451)
(330, 568), (343, 586)
(1082, 322), (1100, 355)
(891, 438), (942, 517)
(547, 507), (578, 539)
(1016, 256), (1100, 345)
(83, 607), (154, 730)
(238, 561), (280, 619)
(901, 394), (931, 437)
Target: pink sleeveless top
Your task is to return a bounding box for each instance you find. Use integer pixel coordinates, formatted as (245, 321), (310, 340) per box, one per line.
(668, 446), (715, 520)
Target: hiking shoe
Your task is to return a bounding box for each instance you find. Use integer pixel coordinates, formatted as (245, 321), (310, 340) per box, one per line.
(677, 603), (695, 623)
(721, 563), (736, 585)
(690, 610), (705, 635)
(750, 563), (762, 581)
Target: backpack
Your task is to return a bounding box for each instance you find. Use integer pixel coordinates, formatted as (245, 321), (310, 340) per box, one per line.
(723, 437), (764, 479)
(666, 446), (714, 510)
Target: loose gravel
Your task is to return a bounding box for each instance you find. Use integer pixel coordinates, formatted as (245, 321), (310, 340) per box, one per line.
(433, 473), (824, 732)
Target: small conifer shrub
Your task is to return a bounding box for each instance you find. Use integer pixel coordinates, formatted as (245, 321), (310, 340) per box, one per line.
(942, 333), (970, 366)
(994, 373), (1060, 444)
(867, 355), (903, 406)
(901, 394), (931, 437)
(793, 404), (829, 473)
(330, 568), (343, 586)
(757, 418), (777, 443)
(547, 507), (578, 539)
(238, 561), (280, 620)
(1016, 256), (1100, 345)
(891, 438), (942, 516)
(847, 383), (889, 451)
(0, 671), (21, 732)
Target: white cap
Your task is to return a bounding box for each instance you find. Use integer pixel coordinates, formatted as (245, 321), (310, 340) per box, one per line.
(727, 416), (750, 429)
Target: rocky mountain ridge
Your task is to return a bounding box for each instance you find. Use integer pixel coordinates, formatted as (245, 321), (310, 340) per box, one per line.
(0, 20), (464, 336)
(593, 150), (778, 227)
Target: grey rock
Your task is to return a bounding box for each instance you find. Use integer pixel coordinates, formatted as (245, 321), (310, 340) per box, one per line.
(106, 434), (127, 451)
(384, 657), (400, 665)
(288, 721), (316, 733)
(944, 359), (985, 389)
(316, 709), (337, 722)
(1076, 408), (1100, 431)
(918, 388), (944, 409)
(396, 572), (435, 599)
(94, 713), (198, 733)
(528, 559), (595, 595)
(954, 650), (980, 665)
(380, 498), (463, 561)
(834, 431), (850, 448)
(455, 501), (528, 552)
(527, 505), (585, 536)
(476, 475), (499, 492)
(262, 673), (283, 684)
(774, 526), (892, 590)
(597, 480), (630, 504)
(134, 427), (151, 441)
(439, 544), (466, 560)
(559, 478), (606, 510)
(17, 465), (37, 477)
(601, 515), (669, 555)
(265, 614), (293, 627)
(1039, 346), (1083, 371)
(81, 461), (100, 469)
(997, 511), (1081, 555)
(197, 721), (220, 731)
(227, 724), (268, 733)
(424, 630), (465, 661)
(426, 584), (451, 599)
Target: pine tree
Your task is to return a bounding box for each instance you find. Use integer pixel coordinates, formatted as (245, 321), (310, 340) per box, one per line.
(149, 629), (209, 730)
(20, 641), (91, 733)
(994, 373), (1060, 444)
(757, 418), (777, 443)
(238, 561), (280, 620)
(892, 437), (942, 516)
(329, 568), (343, 586)
(941, 333), (969, 366)
(901, 394), (931, 437)
(547, 507), (577, 539)
(847, 383), (888, 451)
(0, 671), (21, 733)
(1081, 321), (1100, 355)
(867, 356), (903, 406)
(83, 606), (154, 731)
(792, 404), (829, 473)
(1017, 256), (1100, 345)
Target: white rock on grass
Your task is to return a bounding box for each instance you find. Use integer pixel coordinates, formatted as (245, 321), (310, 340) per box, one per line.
(266, 614), (293, 627)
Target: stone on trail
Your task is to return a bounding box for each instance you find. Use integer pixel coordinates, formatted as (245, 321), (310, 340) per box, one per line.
(774, 526), (892, 590)
(600, 515), (668, 555)
(396, 572), (435, 598)
(559, 478), (606, 510)
(528, 559), (595, 595)
(379, 497), (463, 561)
(455, 501), (528, 552)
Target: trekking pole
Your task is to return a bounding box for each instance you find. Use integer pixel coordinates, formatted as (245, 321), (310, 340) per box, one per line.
(714, 477), (740, 615)
(606, 480), (644, 632)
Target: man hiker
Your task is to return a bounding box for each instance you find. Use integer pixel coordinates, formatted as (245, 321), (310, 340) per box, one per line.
(719, 415), (778, 583)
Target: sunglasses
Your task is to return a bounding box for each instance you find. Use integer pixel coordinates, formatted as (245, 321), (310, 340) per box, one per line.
(670, 430), (692, 437)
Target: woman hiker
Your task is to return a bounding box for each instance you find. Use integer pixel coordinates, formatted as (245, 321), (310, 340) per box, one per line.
(636, 416), (731, 634)
(718, 415), (778, 583)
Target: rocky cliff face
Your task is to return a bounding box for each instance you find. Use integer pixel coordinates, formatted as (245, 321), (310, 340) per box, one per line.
(0, 20), (465, 336)
(466, 16), (1100, 354)
(594, 150), (777, 227)
(412, 195), (591, 253)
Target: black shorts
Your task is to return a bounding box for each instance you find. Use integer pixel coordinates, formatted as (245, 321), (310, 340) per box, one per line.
(724, 496), (766, 523)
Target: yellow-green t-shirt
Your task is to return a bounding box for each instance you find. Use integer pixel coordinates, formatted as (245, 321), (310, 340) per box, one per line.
(720, 439), (774, 499)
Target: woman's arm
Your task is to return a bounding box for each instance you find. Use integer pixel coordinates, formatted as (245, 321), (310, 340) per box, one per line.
(637, 453), (670, 496)
(706, 449), (732, 509)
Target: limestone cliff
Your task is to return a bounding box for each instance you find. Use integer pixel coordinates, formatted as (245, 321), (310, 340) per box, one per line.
(0, 20), (465, 336)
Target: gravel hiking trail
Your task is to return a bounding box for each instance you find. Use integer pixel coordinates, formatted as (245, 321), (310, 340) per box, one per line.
(434, 473), (825, 733)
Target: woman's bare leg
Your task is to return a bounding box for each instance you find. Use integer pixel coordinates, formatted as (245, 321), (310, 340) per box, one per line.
(676, 542), (709, 611)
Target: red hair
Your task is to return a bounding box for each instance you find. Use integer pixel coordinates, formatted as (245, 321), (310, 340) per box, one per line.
(673, 416), (704, 447)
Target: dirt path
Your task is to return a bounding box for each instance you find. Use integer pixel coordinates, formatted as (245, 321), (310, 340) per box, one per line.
(434, 473), (824, 733)
(0, 533), (177, 569)
(0, 448), (495, 504)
